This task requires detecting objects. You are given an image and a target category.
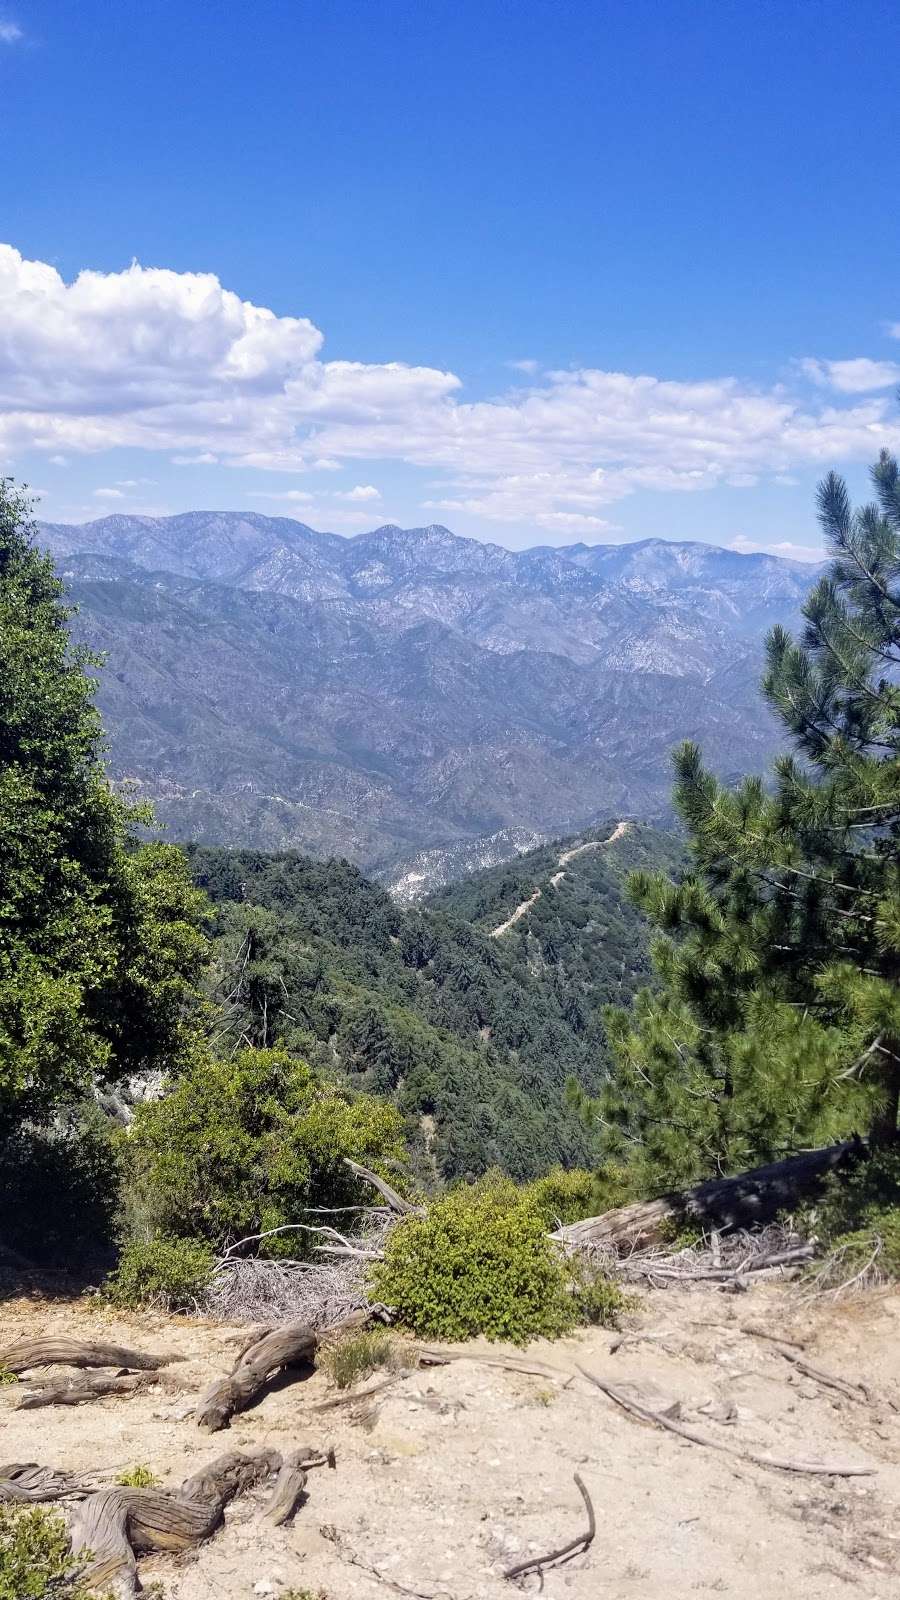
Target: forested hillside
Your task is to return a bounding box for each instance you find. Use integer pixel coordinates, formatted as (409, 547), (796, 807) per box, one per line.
(187, 821), (680, 1182)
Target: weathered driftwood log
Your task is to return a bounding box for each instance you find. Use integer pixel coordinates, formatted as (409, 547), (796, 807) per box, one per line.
(70, 1448), (286, 1597)
(0, 1336), (178, 1375)
(18, 1373), (161, 1409)
(195, 1319), (317, 1431)
(555, 1137), (867, 1251)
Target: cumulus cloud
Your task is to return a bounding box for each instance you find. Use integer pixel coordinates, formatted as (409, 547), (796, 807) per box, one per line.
(93, 486), (126, 500)
(3, 243), (900, 531)
(800, 356), (900, 393)
(336, 484), (381, 501)
(0, 20), (22, 43)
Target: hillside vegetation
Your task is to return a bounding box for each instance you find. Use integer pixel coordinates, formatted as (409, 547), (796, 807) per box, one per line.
(187, 821), (680, 1182)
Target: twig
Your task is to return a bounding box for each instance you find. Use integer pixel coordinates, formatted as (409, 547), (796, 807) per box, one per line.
(576, 1365), (876, 1477)
(745, 1334), (878, 1407)
(312, 1374), (406, 1412)
(414, 1347), (569, 1382)
(321, 1523), (442, 1598)
(503, 1471), (595, 1583)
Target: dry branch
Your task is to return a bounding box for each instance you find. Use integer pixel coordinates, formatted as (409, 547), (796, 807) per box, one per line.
(195, 1318), (317, 1431)
(0, 1337), (179, 1375)
(504, 1471), (595, 1583)
(577, 1365), (876, 1477)
(342, 1157), (425, 1216)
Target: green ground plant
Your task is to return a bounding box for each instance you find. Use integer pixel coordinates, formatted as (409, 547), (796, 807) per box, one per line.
(810, 1147), (900, 1278)
(115, 1465), (162, 1488)
(319, 1328), (398, 1389)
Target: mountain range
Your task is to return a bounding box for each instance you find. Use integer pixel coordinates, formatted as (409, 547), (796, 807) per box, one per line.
(39, 511), (822, 877)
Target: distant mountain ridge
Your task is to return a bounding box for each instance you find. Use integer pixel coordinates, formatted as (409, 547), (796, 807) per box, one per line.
(39, 512), (822, 870)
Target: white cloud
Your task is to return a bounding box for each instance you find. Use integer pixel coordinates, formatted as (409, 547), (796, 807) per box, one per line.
(336, 484), (381, 501)
(3, 243), (900, 532)
(93, 486), (126, 500)
(507, 358), (539, 374)
(800, 356), (900, 393)
(0, 21), (23, 44)
(727, 533), (824, 561)
(255, 489), (314, 503)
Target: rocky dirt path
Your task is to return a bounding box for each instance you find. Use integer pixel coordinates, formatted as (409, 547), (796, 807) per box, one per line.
(1, 1280), (897, 1598)
(490, 821), (632, 939)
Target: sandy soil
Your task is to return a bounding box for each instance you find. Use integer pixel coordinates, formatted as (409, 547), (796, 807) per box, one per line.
(1, 1281), (898, 1599)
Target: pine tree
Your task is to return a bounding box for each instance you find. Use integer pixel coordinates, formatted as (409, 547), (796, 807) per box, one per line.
(592, 450), (900, 1188)
(0, 480), (208, 1133)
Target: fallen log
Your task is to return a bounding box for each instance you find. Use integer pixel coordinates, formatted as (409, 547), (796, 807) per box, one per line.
(18, 1372), (160, 1409)
(0, 1337), (179, 1375)
(555, 1137), (867, 1251)
(195, 1318), (317, 1431)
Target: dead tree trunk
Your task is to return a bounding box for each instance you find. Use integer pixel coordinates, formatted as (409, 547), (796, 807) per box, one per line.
(195, 1319), (317, 1431)
(554, 1136), (867, 1251)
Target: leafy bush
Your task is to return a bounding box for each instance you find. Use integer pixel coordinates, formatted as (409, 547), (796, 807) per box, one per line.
(105, 1234), (214, 1311)
(123, 1046), (407, 1254)
(811, 1146), (900, 1278)
(0, 1503), (102, 1600)
(319, 1328), (397, 1390)
(371, 1172), (625, 1343)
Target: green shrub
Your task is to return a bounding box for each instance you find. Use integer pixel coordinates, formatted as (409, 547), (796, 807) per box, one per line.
(320, 1328), (397, 1389)
(371, 1171), (625, 1343)
(123, 1046), (407, 1255)
(105, 1234), (214, 1310)
(524, 1163), (636, 1227)
(811, 1146), (900, 1278)
(0, 1503), (102, 1600)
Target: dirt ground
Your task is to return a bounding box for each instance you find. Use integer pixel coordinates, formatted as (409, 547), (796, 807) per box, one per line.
(1, 1281), (898, 1599)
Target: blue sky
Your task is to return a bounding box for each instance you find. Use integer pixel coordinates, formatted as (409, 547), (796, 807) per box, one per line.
(2, 0), (900, 555)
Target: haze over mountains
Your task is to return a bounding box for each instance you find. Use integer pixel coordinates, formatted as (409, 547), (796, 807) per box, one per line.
(39, 511), (822, 878)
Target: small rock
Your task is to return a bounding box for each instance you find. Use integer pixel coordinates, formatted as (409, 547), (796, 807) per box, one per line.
(253, 1582), (276, 1597)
